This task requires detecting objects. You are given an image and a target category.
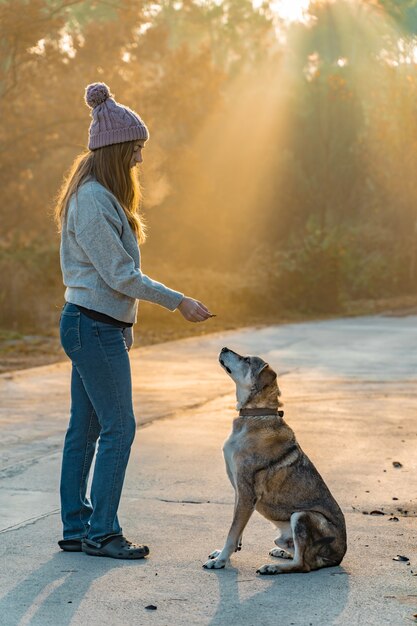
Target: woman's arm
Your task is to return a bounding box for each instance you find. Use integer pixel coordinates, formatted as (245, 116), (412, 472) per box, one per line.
(75, 187), (183, 311)
(74, 185), (213, 321)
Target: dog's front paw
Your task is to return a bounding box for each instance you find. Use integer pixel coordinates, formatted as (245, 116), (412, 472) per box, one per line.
(207, 549), (221, 560)
(203, 556), (227, 569)
(256, 563), (282, 575)
(269, 548), (292, 559)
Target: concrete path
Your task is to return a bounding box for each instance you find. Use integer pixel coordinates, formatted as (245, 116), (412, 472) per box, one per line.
(0, 315), (416, 625)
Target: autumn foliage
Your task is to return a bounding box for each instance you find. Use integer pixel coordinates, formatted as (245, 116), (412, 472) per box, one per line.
(1, 0), (417, 329)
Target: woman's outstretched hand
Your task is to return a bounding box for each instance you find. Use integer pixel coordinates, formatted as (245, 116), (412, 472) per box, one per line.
(177, 296), (214, 323)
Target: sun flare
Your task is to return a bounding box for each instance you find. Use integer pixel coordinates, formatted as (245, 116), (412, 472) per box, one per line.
(264, 0), (311, 23)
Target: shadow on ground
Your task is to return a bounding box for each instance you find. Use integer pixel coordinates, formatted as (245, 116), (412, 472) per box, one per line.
(0, 551), (149, 626)
(208, 565), (350, 625)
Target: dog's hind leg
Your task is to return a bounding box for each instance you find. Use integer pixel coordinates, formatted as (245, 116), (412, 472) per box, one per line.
(270, 520), (293, 558)
(269, 547), (293, 559)
(258, 511), (331, 575)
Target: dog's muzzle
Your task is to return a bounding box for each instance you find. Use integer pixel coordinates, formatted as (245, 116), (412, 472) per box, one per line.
(219, 347), (232, 373)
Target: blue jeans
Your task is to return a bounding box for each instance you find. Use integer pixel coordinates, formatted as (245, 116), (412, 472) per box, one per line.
(59, 302), (136, 543)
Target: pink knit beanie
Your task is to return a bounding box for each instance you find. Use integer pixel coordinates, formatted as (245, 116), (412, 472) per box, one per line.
(84, 82), (149, 150)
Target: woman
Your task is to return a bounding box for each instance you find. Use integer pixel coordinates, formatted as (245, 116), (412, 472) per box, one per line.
(54, 82), (212, 560)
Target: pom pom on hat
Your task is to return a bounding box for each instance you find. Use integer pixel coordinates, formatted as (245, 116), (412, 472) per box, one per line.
(85, 82), (112, 109)
(84, 81), (149, 149)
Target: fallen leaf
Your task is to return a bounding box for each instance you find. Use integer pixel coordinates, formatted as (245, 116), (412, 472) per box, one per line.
(393, 555), (409, 562)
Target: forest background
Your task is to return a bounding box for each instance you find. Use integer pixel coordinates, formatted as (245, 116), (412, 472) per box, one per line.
(1, 0), (417, 370)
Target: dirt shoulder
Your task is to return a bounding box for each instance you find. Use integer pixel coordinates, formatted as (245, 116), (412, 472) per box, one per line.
(1, 294), (417, 374)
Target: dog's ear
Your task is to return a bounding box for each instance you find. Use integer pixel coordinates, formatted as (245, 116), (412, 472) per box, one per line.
(255, 363), (277, 392)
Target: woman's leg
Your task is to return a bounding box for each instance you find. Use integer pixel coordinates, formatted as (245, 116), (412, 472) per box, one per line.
(60, 363), (101, 540)
(79, 320), (136, 543)
(59, 303), (136, 543)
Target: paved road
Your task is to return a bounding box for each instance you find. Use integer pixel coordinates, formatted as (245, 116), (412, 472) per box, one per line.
(0, 315), (416, 625)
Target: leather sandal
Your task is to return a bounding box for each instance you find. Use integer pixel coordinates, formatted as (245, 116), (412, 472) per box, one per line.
(81, 535), (150, 559)
(58, 539), (83, 552)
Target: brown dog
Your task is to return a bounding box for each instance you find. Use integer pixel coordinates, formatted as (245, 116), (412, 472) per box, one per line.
(203, 347), (347, 575)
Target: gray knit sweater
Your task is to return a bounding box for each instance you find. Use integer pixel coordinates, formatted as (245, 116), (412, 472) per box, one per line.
(60, 178), (184, 324)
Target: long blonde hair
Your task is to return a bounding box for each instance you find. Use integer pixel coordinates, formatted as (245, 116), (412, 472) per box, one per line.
(54, 140), (147, 243)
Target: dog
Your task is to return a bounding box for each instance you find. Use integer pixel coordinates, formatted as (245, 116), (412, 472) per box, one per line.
(203, 347), (347, 575)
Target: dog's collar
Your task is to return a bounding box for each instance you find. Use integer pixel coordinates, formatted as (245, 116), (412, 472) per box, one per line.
(239, 408), (284, 418)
